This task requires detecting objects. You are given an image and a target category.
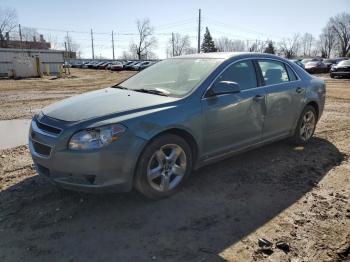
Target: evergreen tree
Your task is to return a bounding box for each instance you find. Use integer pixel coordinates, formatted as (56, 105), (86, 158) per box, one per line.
(201, 27), (217, 53)
(264, 41), (276, 54)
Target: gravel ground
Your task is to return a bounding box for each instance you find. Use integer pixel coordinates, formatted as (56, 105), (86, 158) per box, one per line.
(0, 70), (349, 262)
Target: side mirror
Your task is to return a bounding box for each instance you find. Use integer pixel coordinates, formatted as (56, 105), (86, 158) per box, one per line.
(207, 81), (241, 97)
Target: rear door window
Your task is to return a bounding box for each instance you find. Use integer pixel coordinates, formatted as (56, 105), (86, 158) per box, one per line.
(257, 60), (289, 85)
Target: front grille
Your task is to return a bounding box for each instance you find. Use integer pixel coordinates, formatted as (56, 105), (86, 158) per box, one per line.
(335, 67), (350, 72)
(33, 141), (51, 156)
(35, 119), (62, 135)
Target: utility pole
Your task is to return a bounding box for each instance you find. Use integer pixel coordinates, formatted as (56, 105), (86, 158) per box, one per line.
(64, 42), (68, 74)
(112, 30), (115, 60)
(172, 32), (175, 57)
(18, 24), (22, 48)
(197, 9), (201, 53)
(91, 29), (95, 59)
(66, 31), (70, 53)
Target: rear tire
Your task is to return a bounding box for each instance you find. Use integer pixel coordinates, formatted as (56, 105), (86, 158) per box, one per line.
(291, 105), (317, 146)
(134, 134), (192, 199)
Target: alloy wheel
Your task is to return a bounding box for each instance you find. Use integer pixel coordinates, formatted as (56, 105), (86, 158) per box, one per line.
(300, 110), (316, 141)
(147, 144), (187, 192)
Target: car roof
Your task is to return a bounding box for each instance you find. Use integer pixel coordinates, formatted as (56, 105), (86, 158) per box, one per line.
(173, 52), (287, 61)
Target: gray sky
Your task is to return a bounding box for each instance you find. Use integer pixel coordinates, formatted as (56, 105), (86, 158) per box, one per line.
(1, 0), (349, 58)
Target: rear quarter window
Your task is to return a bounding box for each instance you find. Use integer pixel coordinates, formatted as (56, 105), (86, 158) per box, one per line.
(286, 64), (298, 81)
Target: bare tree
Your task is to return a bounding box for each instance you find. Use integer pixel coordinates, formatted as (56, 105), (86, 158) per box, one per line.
(120, 50), (137, 60)
(130, 18), (157, 60)
(0, 7), (17, 35)
(129, 44), (140, 59)
(248, 40), (266, 53)
(329, 12), (350, 57)
(64, 34), (80, 53)
(167, 33), (191, 57)
(319, 23), (336, 58)
(0, 7), (17, 46)
(215, 37), (245, 52)
(301, 33), (314, 56)
(278, 34), (301, 58)
(21, 26), (40, 42)
(45, 34), (61, 50)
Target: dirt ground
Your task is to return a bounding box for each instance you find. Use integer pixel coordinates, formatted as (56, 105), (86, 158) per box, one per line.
(0, 69), (136, 120)
(0, 69), (349, 262)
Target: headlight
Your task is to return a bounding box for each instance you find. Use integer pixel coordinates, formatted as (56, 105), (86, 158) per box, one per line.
(68, 124), (126, 150)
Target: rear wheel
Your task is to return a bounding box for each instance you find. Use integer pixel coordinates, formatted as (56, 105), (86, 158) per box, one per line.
(134, 134), (192, 199)
(292, 105), (317, 145)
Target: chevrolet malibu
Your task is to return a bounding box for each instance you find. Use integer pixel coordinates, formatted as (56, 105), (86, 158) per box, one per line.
(29, 52), (326, 199)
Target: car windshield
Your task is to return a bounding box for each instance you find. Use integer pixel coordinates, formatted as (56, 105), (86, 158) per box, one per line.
(306, 62), (319, 66)
(302, 59), (312, 64)
(119, 58), (223, 97)
(323, 59), (335, 63)
(338, 60), (350, 66)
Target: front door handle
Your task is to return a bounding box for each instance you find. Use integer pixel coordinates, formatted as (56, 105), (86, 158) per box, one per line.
(253, 94), (265, 102)
(296, 87), (304, 93)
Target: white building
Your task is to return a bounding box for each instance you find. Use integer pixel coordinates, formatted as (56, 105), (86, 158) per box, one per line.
(0, 48), (64, 78)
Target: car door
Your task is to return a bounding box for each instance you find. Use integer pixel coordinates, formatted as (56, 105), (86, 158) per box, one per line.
(256, 59), (305, 140)
(201, 59), (267, 159)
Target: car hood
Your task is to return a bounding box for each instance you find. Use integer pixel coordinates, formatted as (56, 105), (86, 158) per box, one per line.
(42, 88), (177, 122)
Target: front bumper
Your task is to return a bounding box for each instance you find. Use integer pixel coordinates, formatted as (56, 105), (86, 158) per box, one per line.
(330, 71), (350, 77)
(29, 116), (146, 193)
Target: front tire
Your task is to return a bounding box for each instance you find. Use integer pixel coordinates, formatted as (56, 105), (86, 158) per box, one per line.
(134, 134), (193, 199)
(292, 105), (317, 146)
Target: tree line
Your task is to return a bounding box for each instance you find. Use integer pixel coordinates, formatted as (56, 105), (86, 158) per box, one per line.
(0, 6), (349, 59)
(123, 12), (350, 59)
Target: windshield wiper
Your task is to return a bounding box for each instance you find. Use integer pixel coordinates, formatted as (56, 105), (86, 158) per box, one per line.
(133, 88), (169, 97)
(112, 84), (129, 90)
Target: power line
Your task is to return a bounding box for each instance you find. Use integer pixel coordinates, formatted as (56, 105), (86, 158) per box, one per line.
(203, 16), (284, 39)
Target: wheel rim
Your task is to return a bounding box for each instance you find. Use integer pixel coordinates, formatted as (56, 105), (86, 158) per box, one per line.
(300, 110), (316, 141)
(147, 144), (187, 192)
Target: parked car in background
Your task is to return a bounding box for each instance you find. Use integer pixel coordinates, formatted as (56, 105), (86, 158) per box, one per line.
(330, 59), (350, 78)
(122, 61), (134, 67)
(124, 61), (141, 70)
(304, 61), (328, 74)
(110, 61), (124, 71)
(62, 62), (71, 68)
(29, 52), (325, 199)
(322, 59), (337, 71)
(86, 61), (100, 69)
(290, 59), (305, 69)
(92, 62), (106, 69)
(98, 62), (111, 69)
(301, 58), (322, 66)
(131, 61), (155, 71)
(70, 61), (82, 68)
(82, 61), (92, 69)
(330, 58), (349, 69)
(81, 61), (91, 68)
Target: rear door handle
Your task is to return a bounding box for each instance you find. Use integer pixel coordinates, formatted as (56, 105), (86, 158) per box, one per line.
(253, 94), (265, 102)
(296, 87), (304, 93)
